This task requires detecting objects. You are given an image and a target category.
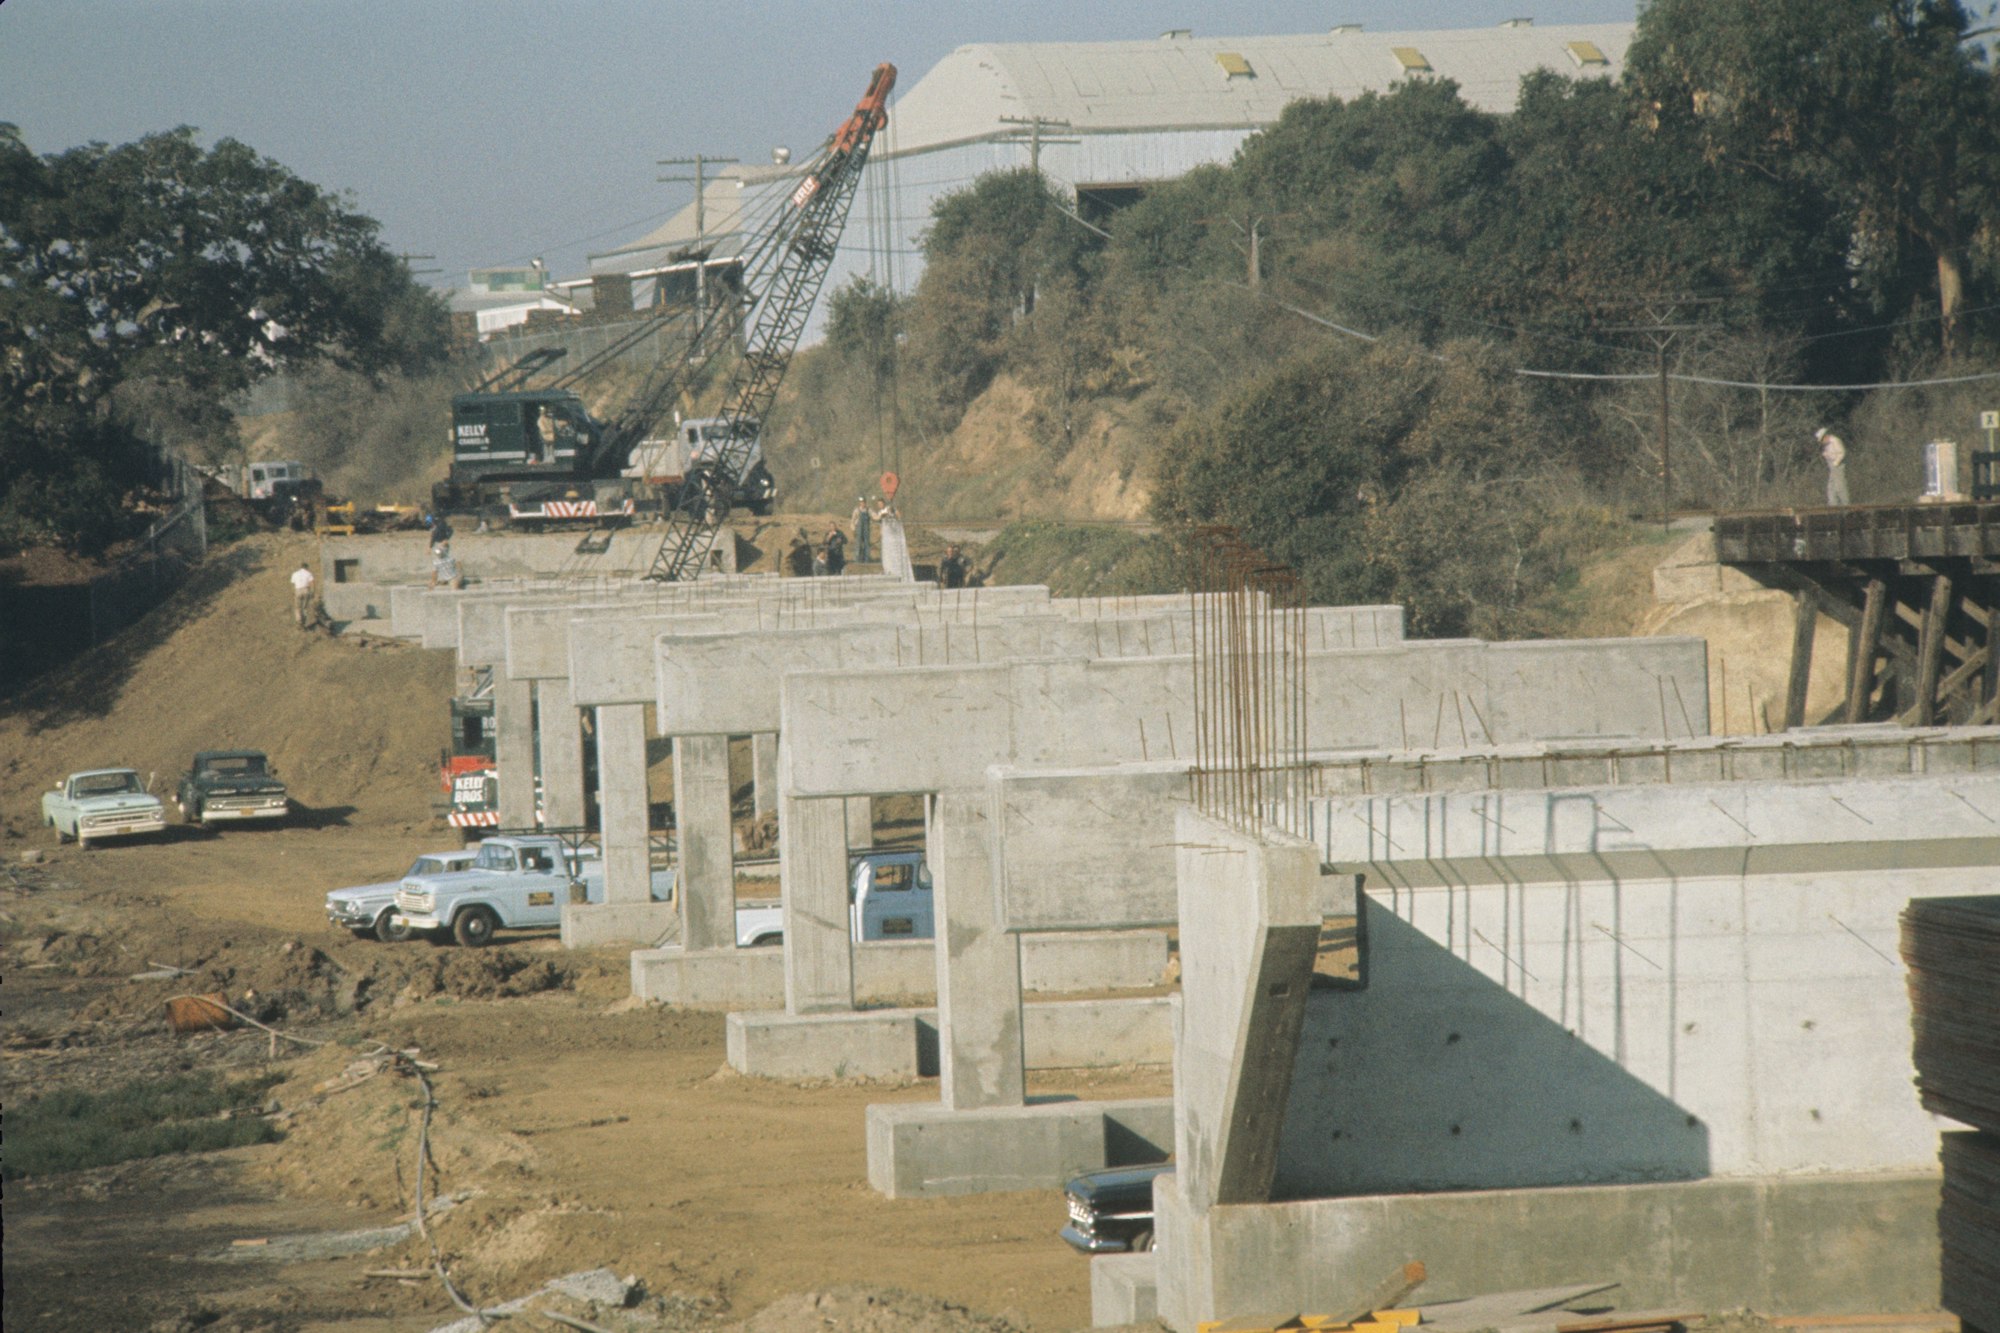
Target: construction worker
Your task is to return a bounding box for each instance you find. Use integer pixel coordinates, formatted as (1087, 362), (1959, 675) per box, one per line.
(850, 497), (872, 563)
(823, 526), (847, 575)
(1816, 427), (1850, 506)
(787, 531), (815, 577)
(290, 562), (317, 629)
(938, 543), (970, 589)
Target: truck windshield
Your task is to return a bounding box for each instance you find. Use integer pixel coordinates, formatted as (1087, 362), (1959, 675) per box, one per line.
(410, 856), (467, 876)
(74, 772), (141, 797)
(202, 755), (267, 776)
(474, 845), (517, 872)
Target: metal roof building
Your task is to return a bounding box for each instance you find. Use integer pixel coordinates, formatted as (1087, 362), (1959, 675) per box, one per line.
(590, 20), (1636, 333)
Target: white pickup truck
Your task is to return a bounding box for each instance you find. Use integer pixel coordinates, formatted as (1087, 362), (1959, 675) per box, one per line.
(733, 849), (934, 947)
(393, 834), (671, 946)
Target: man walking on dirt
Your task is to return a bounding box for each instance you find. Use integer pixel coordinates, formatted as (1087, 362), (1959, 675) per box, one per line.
(290, 563), (317, 629)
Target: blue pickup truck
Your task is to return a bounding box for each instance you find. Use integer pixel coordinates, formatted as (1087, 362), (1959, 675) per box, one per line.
(392, 834), (671, 946)
(732, 849), (934, 947)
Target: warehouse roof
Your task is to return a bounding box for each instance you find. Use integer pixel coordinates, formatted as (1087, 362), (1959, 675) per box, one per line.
(887, 21), (1634, 152)
(587, 20), (1634, 273)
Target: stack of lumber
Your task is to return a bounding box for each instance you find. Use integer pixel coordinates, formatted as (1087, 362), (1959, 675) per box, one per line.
(1903, 896), (2000, 1132)
(1940, 1134), (2000, 1333)
(1902, 895), (2000, 1333)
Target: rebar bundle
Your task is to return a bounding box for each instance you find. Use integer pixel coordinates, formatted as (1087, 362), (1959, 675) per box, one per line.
(1187, 526), (1309, 838)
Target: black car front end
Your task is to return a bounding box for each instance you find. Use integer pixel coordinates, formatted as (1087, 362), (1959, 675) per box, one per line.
(1059, 1163), (1170, 1254)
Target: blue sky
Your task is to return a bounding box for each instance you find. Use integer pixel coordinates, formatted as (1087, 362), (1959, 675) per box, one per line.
(2, 0), (1635, 287)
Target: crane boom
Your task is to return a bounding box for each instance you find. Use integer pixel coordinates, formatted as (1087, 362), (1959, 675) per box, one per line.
(645, 62), (896, 582)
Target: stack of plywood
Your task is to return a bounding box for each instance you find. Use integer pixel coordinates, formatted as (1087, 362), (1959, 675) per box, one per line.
(1940, 1133), (2000, 1333)
(1902, 895), (2000, 1333)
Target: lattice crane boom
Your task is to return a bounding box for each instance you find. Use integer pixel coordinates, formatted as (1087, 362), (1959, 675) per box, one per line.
(645, 62), (896, 582)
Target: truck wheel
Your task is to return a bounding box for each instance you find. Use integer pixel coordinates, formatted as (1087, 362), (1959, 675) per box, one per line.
(181, 797), (199, 825)
(374, 910), (414, 944)
(54, 821), (70, 844)
(452, 905), (498, 947)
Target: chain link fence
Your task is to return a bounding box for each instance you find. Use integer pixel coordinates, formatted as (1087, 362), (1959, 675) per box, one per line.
(86, 465), (208, 644)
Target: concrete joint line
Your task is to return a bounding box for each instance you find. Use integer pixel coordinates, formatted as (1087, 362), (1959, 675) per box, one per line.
(1827, 795), (1874, 825)
(1706, 798), (1754, 838)
(1947, 788), (1996, 822)
(1590, 921), (1663, 970)
(1590, 801), (1633, 833)
(1473, 927), (1539, 982)
(1353, 809), (1404, 853)
(1826, 912), (1898, 966)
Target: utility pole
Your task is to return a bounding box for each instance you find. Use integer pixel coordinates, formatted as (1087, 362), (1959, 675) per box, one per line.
(998, 115), (1077, 176)
(658, 153), (739, 314)
(1599, 297), (1721, 526)
(1227, 216), (1265, 289)
(398, 252), (442, 279)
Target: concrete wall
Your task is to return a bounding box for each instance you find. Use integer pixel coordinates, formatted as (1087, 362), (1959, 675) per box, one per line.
(1154, 1169), (1942, 1329)
(1279, 774), (2000, 1193)
(1172, 808), (1325, 1210)
(780, 639), (1709, 798)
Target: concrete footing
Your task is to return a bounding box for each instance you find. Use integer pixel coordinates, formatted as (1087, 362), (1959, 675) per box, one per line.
(726, 996), (1173, 1079)
(1153, 1169), (1943, 1329)
(865, 1096), (1173, 1198)
(559, 901), (678, 949)
(631, 931), (1170, 1009)
(1091, 1254), (1159, 1326)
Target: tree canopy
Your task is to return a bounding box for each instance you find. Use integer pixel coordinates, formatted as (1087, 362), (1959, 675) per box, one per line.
(0, 126), (449, 551)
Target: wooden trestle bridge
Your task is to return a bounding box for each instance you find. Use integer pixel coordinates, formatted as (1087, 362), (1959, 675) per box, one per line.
(1713, 501), (1999, 728)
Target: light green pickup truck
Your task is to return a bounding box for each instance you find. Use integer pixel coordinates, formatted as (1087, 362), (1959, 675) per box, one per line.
(42, 768), (167, 849)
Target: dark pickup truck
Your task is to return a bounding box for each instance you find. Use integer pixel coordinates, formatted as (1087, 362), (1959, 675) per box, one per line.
(176, 750), (290, 827)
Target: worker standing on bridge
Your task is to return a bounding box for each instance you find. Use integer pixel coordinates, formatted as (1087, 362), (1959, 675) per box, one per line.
(851, 497), (872, 563)
(1816, 427), (1850, 506)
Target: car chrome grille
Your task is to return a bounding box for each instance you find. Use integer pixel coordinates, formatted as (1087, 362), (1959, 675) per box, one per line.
(395, 887), (433, 913)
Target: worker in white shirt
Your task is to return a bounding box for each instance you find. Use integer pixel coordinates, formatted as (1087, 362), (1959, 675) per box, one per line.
(1816, 427), (1850, 506)
(290, 563), (317, 629)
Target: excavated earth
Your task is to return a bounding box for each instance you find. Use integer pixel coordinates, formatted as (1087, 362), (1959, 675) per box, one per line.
(0, 531), (1170, 1333)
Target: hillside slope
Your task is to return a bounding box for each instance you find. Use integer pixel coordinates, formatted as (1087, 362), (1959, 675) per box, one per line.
(768, 368), (1156, 522)
(1, 531), (453, 837)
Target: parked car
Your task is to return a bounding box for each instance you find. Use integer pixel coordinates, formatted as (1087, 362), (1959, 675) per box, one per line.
(327, 849), (479, 942)
(41, 769), (167, 849)
(1059, 1163), (1172, 1255)
(177, 750), (289, 826)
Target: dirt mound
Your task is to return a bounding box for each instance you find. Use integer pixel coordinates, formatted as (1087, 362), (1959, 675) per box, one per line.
(738, 1287), (1031, 1333)
(0, 530), (453, 832)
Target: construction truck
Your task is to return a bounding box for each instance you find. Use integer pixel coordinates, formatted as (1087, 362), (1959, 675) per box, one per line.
(623, 416), (776, 519)
(439, 690), (499, 833)
(431, 245), (779, 526)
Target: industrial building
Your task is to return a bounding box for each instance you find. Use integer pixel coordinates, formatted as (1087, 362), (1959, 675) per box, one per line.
(581, 20), (1635, 327)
